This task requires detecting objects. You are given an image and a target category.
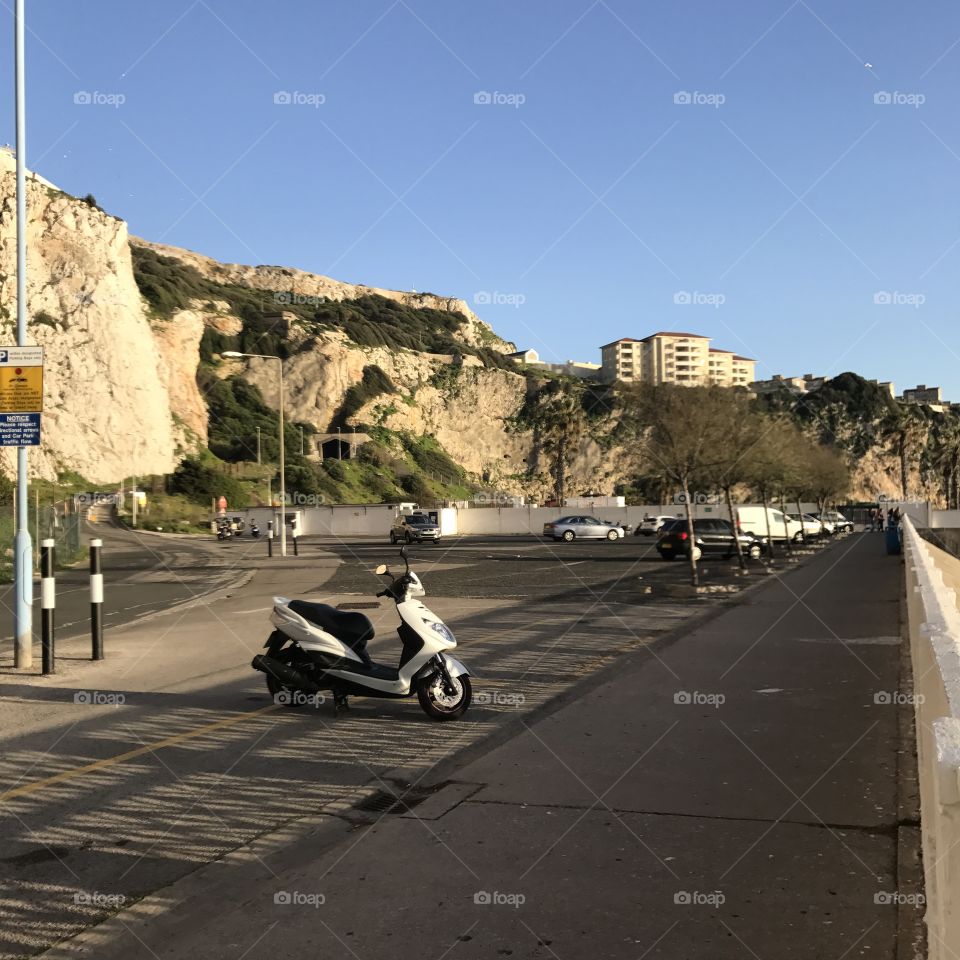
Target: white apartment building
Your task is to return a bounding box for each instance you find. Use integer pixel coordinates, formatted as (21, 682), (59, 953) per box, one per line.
(600, 332), (756, 387)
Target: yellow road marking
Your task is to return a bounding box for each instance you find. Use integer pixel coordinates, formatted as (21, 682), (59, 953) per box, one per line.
(0, 704), (280, 803)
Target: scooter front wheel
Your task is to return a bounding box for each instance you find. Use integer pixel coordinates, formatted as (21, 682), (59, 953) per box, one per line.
(417, 673), (471, 721)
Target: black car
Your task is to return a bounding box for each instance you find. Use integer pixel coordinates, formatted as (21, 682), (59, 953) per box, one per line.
(656, 518), (764, 561)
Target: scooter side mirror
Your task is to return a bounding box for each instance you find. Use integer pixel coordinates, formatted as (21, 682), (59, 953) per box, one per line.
(399, 545), (410, 572)
(374, 564), (389, 576)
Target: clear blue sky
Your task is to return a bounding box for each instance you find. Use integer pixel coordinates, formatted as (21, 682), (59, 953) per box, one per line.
(4, 1), (960, 395)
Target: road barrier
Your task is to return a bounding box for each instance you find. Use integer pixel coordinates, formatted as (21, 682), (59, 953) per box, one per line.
(267, 520), (274, 558)
(90, 538), (103, 661)
(903, 517), (960, 957)
(40, 538), (54, 675)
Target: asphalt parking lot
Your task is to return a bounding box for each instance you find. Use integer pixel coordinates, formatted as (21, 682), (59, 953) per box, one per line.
(311, 533), (777, 602)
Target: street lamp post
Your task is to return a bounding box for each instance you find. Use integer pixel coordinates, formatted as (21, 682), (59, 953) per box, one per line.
(223, 351), (286, 557)
(13, 0), (32, 667)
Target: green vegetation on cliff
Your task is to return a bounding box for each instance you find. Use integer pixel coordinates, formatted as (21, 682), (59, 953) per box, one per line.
(132, 245), (511, 369)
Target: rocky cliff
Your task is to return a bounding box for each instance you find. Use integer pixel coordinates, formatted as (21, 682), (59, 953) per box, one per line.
(0, 158), (939, 506)
(0, 162), (178, 482)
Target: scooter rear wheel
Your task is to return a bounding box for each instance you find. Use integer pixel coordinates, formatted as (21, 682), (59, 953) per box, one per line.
(417, 674), (471, 721)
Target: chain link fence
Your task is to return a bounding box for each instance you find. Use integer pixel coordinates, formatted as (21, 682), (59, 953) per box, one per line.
(0, 497), (86, 581)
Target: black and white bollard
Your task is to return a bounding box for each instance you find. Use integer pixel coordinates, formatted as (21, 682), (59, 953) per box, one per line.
(41, 538), (55, 675)
(292, 526), (299, 556)
(267, 520), (274, 558)
(90, 538), (104, 661)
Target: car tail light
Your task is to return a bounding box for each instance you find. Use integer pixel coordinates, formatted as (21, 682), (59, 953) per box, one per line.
(679, 531), (688, 540)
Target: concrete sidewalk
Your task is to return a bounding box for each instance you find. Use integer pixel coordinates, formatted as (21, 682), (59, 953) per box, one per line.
(42, 533), (919, 960)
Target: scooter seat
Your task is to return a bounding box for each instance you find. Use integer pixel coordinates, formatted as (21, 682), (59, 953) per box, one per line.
(288, 601), (374, 658)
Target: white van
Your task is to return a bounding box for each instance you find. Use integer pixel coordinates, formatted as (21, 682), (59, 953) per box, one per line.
(735, 506), (805, 543)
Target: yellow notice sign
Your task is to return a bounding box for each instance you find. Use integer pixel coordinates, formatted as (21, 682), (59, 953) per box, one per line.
(0, 365), (42, 412)
(0, 346), (44, 413)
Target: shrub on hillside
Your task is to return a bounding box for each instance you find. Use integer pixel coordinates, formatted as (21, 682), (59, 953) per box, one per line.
(169, 458), (249, 508)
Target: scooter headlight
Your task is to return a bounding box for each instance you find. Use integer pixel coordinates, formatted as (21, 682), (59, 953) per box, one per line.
(430, 622), (456, 643)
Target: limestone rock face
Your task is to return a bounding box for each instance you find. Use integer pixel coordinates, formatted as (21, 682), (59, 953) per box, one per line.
(150, 308), (210, 452)
(0, 172), (177, 482)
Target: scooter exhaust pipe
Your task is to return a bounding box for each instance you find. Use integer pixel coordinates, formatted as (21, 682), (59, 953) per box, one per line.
(251, 654), (322, 694)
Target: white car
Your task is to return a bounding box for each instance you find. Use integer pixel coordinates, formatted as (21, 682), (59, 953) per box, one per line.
(635, 515), (677, 536)
(788, 514), (835, 538)
(816, 511), (853, 533)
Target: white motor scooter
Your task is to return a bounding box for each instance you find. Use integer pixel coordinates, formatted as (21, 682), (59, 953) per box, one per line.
(251, 547), (471, 720)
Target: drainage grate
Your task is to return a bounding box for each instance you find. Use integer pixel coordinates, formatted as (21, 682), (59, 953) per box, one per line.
(353, 784), (445, 815)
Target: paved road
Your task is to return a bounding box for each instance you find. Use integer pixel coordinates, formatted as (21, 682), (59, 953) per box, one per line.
(37, 533), (914, 960)
(0, 523), (258, 666)
(0, 527), (777, 958)
(311, 533), (766, 601)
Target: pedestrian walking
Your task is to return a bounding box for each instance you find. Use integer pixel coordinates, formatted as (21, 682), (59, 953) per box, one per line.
(868, 507), (877, 532)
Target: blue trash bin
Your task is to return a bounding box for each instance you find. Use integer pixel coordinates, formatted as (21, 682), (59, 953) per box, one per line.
(885, 525), (902, 555)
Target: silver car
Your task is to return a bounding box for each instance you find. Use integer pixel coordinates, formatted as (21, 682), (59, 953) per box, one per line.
(543, 516), (624, 542)
(391, 514), (441, 544)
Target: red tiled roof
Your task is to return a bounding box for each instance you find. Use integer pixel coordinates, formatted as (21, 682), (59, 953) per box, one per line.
(732, 355), (755, 362)
(600, 338), (642, 348)
(708, 348), (734, 354)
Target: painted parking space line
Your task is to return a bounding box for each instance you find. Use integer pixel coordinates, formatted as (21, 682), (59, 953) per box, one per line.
(0, 704), (280, 803)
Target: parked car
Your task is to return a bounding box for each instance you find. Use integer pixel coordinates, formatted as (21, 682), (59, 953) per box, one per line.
(787, 513), (835, 538)
(815, 510), (854, 533)
(735, 506), (805, 543)
(656, 518), (764, 561)
(390, 513), (441, 544)
(543, 516), (625, 542)
(635, 514), (677, 536)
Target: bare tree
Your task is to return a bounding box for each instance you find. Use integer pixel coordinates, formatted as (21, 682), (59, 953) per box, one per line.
(631, 385), (731, 587)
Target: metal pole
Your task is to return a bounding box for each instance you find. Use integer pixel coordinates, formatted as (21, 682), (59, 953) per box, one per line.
(299, 426), (304, 455)
(337, 426), (342, 461)
(278, 359), (286, 558)
(267, 519), (273, 558)
(256, 425), (261, 464)
(90, 538), (103, 660)
(41, 538), (54, 674)
(13, 0), (32, 668)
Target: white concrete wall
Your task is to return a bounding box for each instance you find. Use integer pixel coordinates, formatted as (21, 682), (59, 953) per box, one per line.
(933, 510), (960, 529)
(902, 517), (960, 957)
